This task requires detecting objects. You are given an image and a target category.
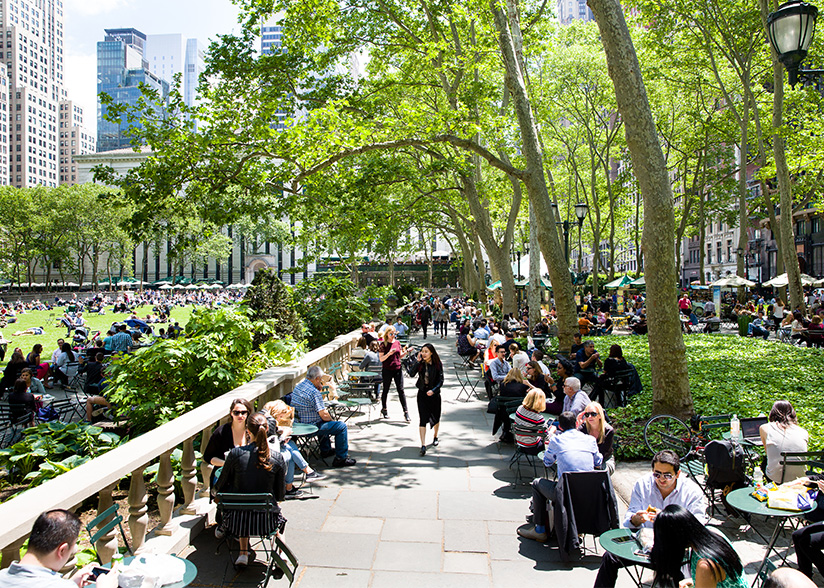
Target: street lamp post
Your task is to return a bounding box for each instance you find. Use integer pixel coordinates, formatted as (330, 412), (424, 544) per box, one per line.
(767, 1), (824, 87)
(736, 246), (749, 280)
(574, 203), (589, 272)
(550, 202), (571, 263)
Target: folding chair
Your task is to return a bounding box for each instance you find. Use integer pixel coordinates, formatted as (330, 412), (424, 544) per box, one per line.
(0, 405), (30, 448)
(86, 504), (132, 564)
(216, 492), (295, 586)
(509, 423), (546, 486)
(779, 450), (824, 483)
(597, 368), (634, 409)
(453, 364), (482, 402)
(554, 470), (619, 561)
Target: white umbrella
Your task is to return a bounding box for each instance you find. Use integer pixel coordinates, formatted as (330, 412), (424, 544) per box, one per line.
(173, 284), (186, 289)
(763, 272), (818, 287)
(185, 284), (199, 290)
(209, 283), (222, 289)
(159, 284), (173, 290)
(710, 275), (756, 288)
(64, 282), (80, 287)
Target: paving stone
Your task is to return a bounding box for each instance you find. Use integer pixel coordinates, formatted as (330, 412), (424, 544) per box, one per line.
(372, 541), (442, 572)
(330, 488), (437, 519)
(438, 490), (525, 521)
(380, 518), (443, 543)
(443, 551), (490, 574)
(370, 571), (491, 588)
(443, 520), (488, 552)
(321, 515), (383, 535)
(294, 567), (372, 588)
(285, 530), (379, 569)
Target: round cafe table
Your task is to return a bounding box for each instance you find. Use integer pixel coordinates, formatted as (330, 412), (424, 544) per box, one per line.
(90, 555), (197, 588)
(598, 528), (651, 587)
(726, 486), (816, 584)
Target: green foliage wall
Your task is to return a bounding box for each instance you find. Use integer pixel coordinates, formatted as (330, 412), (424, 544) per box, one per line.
(243, 269), (304, 344)
(293, 274), (370, 349)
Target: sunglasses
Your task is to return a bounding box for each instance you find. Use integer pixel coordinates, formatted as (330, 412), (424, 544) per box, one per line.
(652, 471), (675, 480)
(583, 411), (599, 418)
(232, 410), (249, 416)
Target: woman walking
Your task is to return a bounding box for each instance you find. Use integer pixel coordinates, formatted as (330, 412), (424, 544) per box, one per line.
(415, 343), (444, 455)
(379, 326), (410, 422)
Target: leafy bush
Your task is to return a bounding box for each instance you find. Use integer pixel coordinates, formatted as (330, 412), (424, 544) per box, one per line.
(106, 306), (304, 434)
(293, 275), (370, 348)
(392, 283), (417, 305)
(0, 421), (121, 487)
(243, 269), (304, 344)
(590, 335), (824, 459)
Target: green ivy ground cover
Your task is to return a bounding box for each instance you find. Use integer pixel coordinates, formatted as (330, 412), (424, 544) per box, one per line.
(578, 335), (824, 458)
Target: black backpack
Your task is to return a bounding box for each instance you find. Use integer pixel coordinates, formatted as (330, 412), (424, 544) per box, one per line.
(704, 439), (748, 489)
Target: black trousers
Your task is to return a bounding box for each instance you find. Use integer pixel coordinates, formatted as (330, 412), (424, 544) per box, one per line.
(381, 367), (408, 412)
(793, 521), (824, 579)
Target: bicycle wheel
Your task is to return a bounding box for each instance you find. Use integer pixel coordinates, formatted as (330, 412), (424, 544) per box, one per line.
(644, 414), (693, 458)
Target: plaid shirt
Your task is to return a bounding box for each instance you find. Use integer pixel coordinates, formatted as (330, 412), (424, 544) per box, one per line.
(291, 378), (324, 424)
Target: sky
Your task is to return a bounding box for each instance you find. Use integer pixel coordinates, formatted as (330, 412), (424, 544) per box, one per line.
(63, 0), (243, 123)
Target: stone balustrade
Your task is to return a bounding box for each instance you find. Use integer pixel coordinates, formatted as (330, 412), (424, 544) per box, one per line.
(0, 329), (360, 567)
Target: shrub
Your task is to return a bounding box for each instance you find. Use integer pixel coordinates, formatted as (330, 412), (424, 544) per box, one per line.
(293, 275), (370, 348)
(243, 269), (304, 344)
(105, 306), (304, 434)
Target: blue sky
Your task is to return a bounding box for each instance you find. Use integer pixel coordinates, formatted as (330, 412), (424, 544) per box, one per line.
(64, 0), (242, 123)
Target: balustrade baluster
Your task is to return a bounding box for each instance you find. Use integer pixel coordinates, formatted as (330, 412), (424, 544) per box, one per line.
(155, 450), (176, 536)
(128, 467), (148, 553)
(95, 483), (118, 564)
(0, 537), (25, 569)
(198, 425), (214, 499)
(180, 436), (198, 515)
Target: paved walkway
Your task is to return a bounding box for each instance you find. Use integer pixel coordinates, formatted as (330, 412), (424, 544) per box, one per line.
(178, 332), (822, 587)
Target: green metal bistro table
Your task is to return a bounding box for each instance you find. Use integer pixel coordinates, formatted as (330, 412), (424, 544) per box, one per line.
(90, 555), (197, 588)
(598, 528), (652, 587)
(348, 371), (381, 380)
(291, 422), (320, 461)
(726, 486), (816, 585)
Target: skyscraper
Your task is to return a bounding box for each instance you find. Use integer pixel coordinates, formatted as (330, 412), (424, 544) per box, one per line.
(557, 0), (594, 24)
(58, 99), (95, 185)
(0, 0), (65, 187)
(143, 34), (204, 128)
(97, 28), (169, 153)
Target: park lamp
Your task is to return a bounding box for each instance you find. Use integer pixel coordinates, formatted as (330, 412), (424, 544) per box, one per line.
(574, 202), (589, 225)
(736, 246), (745, 258)
(767, 0), (823, 88)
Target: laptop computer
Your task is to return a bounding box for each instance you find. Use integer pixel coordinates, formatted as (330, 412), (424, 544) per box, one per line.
(740, 416), (767, 445)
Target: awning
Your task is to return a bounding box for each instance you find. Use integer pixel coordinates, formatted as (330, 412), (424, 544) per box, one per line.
(603, 275), (632, 289)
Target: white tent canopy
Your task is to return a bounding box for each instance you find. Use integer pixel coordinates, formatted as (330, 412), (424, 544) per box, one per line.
(710, 275), (756, 288)
(511, 253), (549, 278)
(763, 272), (818, 287)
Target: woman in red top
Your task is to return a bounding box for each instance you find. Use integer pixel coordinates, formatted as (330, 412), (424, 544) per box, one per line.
(379, 326), (409, 422)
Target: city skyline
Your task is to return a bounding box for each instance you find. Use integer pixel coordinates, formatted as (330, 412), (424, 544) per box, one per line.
(64, 0), (241, 123)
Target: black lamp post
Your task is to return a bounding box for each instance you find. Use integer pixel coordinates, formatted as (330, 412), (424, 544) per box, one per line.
(550, 202), (571, 263)
(574, 203), (589, 272)
(767, 0), (823, 87)
(736, 246), (750, 280)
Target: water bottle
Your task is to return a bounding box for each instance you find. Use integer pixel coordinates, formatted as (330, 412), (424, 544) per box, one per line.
(753, 466), (764, 487)
(111, 552), (124, 568)
(730, 414), (740, 441)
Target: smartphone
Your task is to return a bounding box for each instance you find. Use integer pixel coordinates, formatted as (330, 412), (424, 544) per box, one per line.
(612, 535), (633, 543)
(89, 566), (110, 580)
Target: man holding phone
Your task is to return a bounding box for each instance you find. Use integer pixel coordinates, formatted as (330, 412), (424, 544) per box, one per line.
(0, 509), (118, 587)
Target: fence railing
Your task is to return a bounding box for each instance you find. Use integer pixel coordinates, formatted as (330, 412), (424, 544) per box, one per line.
(0, 329), (360, 566)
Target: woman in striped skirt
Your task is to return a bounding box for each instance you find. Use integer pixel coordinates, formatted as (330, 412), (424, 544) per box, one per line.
(214, 413), (287, 567)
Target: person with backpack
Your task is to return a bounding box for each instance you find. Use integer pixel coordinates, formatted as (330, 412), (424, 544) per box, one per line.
(593, 450), (707, 587)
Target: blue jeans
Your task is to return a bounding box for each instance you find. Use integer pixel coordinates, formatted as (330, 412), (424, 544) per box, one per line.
(748, 324), (769, 339)
(316, 420), (348, 460)
(281, 440), (309, 484)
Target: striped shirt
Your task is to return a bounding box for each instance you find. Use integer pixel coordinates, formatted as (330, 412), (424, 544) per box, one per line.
(513, 405), (546, 448)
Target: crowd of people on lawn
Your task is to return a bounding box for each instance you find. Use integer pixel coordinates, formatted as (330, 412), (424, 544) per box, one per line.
(6, 291), (824, 587)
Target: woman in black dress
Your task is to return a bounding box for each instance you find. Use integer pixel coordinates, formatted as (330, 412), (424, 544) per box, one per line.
(213, 413), (286, 567)
(415, 343), (444, 456)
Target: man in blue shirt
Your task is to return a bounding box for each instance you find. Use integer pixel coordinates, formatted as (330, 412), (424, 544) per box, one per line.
(393, 317), (408, 336)
(290, 365), (356, 467)
(109, 324), (132, 354)
(518, 411), (602, 542)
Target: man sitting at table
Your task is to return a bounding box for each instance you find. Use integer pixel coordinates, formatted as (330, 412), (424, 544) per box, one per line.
(575, 340), (602, 388)
(392, 316), (408, 337)
(291, 365), (356, 468)
(517, 411), (602, 542)
(748, 311), (771, 339)
(0, 509), (118, 587)
(593, 449), (707, 587)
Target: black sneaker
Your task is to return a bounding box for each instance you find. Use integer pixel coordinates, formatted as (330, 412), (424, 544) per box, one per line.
(420, 445), (426, 456)
(332, 457), (357, 468)
(433, 437), (439, 446)
(285, 488), (306, 500)
(404, 412), (411, 423)
(305, 471), (326, 482)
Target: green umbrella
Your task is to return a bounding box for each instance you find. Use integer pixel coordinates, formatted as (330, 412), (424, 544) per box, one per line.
(487, 280), (502, 291)
(603, 275), (632, 289)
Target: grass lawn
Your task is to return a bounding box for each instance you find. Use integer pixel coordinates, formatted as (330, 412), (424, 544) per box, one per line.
(549, 334), (824, 458)
(2, 305), (195, 360)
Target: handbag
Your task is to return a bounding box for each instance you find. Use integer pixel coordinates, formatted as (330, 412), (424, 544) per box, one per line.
(486, 396), (499, 414)
(402, 353), (419, 377)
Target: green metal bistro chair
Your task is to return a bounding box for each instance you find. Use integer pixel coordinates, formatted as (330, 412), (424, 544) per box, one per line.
(86, 504), (132, 564)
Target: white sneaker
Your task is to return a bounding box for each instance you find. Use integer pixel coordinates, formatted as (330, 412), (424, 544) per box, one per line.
(235, 553), (248, 567)
(214, 526), (224, 540)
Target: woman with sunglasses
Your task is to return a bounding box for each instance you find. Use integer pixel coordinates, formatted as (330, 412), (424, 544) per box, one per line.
(577, 401), (615, 474)
(203, 399), (254, 471)
(379, 326), (410, 422)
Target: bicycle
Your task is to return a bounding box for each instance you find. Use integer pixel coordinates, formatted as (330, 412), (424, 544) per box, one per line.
(643, 413), (731, 458)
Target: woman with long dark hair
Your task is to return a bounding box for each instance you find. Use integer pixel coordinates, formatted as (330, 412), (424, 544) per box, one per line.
(213, 413), (286, 567)
(415, 343), (444, 456)
(760, 399), (809, 483)
(0, 350), (27, 394)
(203, 399), (254, 469)
(650, 505), (747, 588)
(378, 326), (409, 422)
(51, 342), (75, 387)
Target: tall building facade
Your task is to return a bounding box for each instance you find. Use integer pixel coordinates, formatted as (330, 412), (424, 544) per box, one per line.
(143, 33), (204, 128)
(0, 0), (65, 187)
(183, 38), (205, 115)
(0, 62), (10, 185)
(58, 99), (94, 185)
(97, 28), (169, 153)
(557, 0), (594, 24)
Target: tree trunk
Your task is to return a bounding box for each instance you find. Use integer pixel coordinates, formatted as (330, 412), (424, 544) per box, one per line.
(736, 92), (750, 301)
(699, 189), (706, 284)
(528, 203), (541, 328)
(490, 0), (579, 352)
(588, 0), (693, 418)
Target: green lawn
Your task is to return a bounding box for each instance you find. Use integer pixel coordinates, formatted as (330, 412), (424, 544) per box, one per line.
(2, 305), (195, 360)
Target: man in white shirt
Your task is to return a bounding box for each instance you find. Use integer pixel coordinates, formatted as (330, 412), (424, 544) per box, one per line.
(593, 450), (707, 587)
(0, 509), (118, 588)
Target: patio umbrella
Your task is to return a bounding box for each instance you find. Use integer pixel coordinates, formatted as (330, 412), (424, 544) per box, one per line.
(762, 272), (817, 287)
(159, 284), (174, 290)
(710, 275), (756, 288)
(628, 276), (646, 287)
(603, 275), (632, 289)
(209, 283), (223, 289)
(185, 284), (199, 290)
(486, 280), (502, 291)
